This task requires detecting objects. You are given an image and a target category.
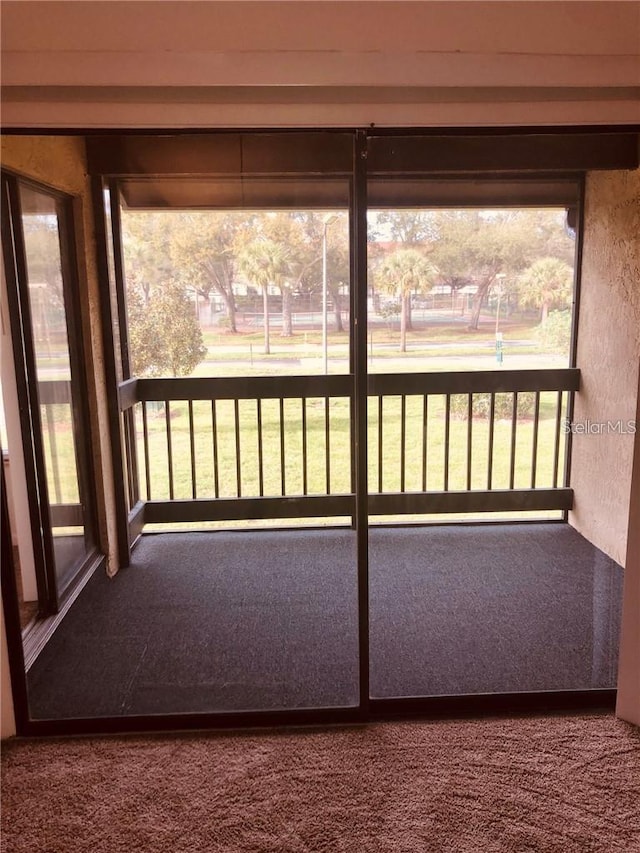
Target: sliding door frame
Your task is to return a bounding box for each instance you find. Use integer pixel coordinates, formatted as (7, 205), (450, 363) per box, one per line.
(6, 125), (638, 735)
(1, 171), (57, 613)
(354, 129), (370, 717)
(1, 172), (101, 610)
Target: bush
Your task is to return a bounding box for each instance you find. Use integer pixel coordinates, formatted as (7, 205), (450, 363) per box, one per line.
(379, 301), (400, 321)
(450, 392), (536, 420)
(536, 310), (572, 355)
(128, 282), (207, 377)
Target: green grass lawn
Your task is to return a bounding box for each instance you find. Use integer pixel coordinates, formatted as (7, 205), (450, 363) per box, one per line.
(40, 403), (80, 506)
(201, 317), (538, 349)
(192, 315), (557, 378)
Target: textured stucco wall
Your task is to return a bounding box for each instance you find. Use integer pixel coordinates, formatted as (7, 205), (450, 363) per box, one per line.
(0, 135), (118, 574)
(569, 168), (640, 566)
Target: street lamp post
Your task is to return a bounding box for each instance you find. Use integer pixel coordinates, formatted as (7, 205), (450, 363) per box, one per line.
(495, 273), (506, 366)
(495, 273), (506, 336)
(322, 215), (338, 374)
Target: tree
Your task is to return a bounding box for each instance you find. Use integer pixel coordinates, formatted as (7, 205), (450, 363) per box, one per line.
(127, 280), (207, 377)
(376, 248), (435, 352)
(123, 211), (247, 333)
(429, 210), (532, 331)
(260, 212), (348, 338)
(22, 216), (65, 306)
(374, 210), (436, 245)
(121, 212), (173, 307)
(428, 209), (576, 330)
(238, 238), (290, 353)
(171, 212), (247, 333)
(370, 210), (436, 330)
(122, 212), (207, 376)
(283, 212), (350, 333)
(259, 214), (307, 338)
(518, 209), (576, 266)
(517, 257), (573, 323)
(325, 234), (350, 332)
(21, 217), (66, 355)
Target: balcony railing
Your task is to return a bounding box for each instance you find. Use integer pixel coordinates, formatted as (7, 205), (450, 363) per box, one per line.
(38, 379), (84, 528)
(116, 368), (579, 528)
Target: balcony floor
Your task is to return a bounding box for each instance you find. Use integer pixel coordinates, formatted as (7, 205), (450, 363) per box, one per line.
(26, 523), (623, 720)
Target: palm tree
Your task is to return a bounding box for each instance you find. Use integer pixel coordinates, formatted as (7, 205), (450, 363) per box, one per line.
(377, 248), (436, 352)
(518, 257), (573, 324)
(238, 239), (290, 354)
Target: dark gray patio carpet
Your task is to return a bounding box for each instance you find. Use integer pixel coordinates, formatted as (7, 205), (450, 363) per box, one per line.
(26, 523), (623, 719)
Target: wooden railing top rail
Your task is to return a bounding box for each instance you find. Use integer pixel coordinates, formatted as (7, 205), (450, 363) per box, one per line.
(368, 368), (580, 396)
(118, 368), (580, 411)
(119, 374), (352, 409)
(37, 380), (72, 405)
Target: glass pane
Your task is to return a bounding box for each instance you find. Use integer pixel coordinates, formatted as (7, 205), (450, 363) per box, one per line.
(367, 207), (576, 374)
(120, 179), (351, 379)
(369, 524), (623, 698)
(27, 528), (359, 719)
(26, 170), (359, 720)
(366, 181), (621, 703)
(366, 204), (576, 526)
(19, 185), (93, 592)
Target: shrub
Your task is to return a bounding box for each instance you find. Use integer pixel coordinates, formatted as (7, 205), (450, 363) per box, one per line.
(450, 392), (536, 420)
(379, 301), (400, 321)
(536, 309), (572, 356)
(128, 282), (207, 378)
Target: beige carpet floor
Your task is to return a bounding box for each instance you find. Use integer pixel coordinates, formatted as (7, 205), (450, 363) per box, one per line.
(2, 714), (639, 852)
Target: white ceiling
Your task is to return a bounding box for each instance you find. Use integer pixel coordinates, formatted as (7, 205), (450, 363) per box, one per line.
(2, 1), (639, 128)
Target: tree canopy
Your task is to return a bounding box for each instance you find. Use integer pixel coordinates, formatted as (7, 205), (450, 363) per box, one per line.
(169, 212), (248, 333)
(119, 205), (575, 373)
(370, 208), (574, 331)
(517, 257), (574, 323)
(428, 210), (533, 330)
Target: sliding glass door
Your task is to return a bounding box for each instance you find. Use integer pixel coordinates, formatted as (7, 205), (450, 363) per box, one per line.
(24, 136), (365, 720)
(5, 129), (632, 734)
(364, 138), (618, 706)
(109, 172), (361, 716)
(1, 174), (98, 611)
